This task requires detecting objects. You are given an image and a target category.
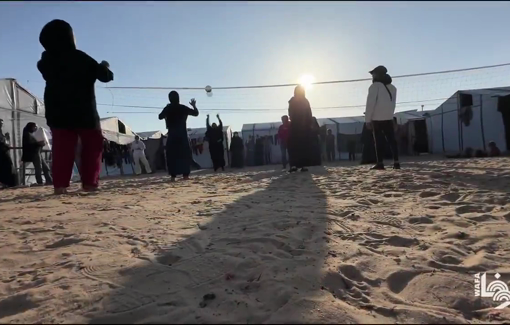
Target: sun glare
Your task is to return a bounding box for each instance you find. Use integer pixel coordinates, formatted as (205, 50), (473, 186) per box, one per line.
(299, 74), (315, 90)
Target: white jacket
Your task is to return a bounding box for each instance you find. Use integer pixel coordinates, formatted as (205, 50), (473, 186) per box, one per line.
(365, 82), (397, 123)
(131, 141), (146, 155)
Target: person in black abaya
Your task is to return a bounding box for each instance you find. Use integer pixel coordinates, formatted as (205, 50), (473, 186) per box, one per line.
(0, 118), (17, 188)
(310, 117), (322, 166)
(206, 114), (225, 172)
(158, 91), (199, 182)
(288, 85), (314, 172)
(254, 135), (264, 166)
(230, 132), (244, 168)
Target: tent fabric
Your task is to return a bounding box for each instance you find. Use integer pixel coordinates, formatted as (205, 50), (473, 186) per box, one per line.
(426, 87), (510, 154)
(0, 79), (14, 111)
(137, 130), (163, 140)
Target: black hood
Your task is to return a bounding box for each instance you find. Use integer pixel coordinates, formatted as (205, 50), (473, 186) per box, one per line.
(39, 19), (76, 52)
(373, 73), (392, 85)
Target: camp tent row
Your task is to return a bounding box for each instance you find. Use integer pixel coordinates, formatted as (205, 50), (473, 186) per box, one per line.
(241, 110), (427, 163)
(2, 78), (509, 184)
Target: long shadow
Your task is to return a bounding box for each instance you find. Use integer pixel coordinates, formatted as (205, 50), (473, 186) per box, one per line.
(85, 167), (331, 324)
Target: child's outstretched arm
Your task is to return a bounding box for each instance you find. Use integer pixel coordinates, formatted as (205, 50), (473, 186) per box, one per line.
(79, 51), (114, 83)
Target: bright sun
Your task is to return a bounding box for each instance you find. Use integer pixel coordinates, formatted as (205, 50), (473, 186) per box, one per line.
(299, 74), (316, 90)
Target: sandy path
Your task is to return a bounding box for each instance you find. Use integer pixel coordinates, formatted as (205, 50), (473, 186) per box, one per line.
(1, 157), (510, 324)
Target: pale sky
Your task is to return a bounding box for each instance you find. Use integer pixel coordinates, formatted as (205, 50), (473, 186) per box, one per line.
(2, 1), (510, 132)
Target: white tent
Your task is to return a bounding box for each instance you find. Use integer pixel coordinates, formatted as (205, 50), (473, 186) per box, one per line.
(241, 110), (427, 162)
(100, 117), (137, 145)
(137, 130), (163, 140)
(425, 87), (510, 154)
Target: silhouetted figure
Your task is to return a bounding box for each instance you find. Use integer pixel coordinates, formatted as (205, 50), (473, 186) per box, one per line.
(255, 135), (264, 166)
(288, 85), (314, 172)
(326, 129), (335, 162)
(0, 118), (17, 188)
(263, 135), (272, 164)
(347, 140), (356, 161)
(488, 141), (501, 157)
(278, 115), (290, 169)
(159, 91), (199, 181)
(21, 122), (53, 185)
(38, 19), (113, 194)
(206, 114), (225, 172)
(230, 132), (244, 168)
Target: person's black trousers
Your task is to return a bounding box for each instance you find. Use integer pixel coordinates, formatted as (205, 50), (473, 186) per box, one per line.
(372, 120), (399, 164)
(326, 147), (335, 162)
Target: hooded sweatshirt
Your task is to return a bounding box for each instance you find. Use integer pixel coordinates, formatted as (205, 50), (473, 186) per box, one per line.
(364, 74), (397, 123)
(37, 20), (114, 129)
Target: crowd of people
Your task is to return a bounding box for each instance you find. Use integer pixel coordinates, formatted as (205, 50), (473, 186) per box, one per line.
(0, 19), (505, 193)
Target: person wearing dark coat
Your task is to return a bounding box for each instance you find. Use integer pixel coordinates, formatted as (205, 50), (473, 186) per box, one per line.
(0, 118), (17, 188)
(230, 132), (244, 168)
(21, 122), (53, 185)
(326, 129), (336, 162)
(37, 19), (113, 194)
(206, 114), (226, 172)
(254, 135), (264, 166)
(159, 91), (199, 181)
(288, 85), (314, 172)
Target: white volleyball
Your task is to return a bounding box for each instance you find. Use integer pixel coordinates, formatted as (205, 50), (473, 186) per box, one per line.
(205, 85), (212, 93)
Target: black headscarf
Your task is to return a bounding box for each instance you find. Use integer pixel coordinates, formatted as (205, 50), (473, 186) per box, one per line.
(168, 91), (180, 104)
(373, 73), (392, 85)
(39, 19), (76, 52)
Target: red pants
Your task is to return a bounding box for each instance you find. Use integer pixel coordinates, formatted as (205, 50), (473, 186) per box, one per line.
(51, 128), (103, 189)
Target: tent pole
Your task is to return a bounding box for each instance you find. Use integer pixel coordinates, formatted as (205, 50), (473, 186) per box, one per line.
(441, 104), (445, 153)
(456, 92), (462, 152)
(480, 94), (486, 152)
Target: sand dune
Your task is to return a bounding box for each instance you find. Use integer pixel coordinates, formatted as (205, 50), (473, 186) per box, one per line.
(1, 157), (510, 324)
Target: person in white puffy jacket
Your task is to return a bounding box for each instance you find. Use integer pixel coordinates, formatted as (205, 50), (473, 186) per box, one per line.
(131, 136), (152, 175)
(365, 65), (400, 170)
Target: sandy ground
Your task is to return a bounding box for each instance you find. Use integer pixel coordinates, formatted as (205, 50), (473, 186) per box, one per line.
(2, 157), (510, 324)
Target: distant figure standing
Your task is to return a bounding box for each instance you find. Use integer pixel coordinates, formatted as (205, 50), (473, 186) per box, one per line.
(21, 122), (53, 186)
(255, 135), (264, 166)
(263, 135), (272, 164)
(230, 132), (244, 168)
(158, 91), (199, 182)
(278, 115), (290, 169)
(0, 118), (17, 188)
(488, 141), (501, 157)
(365, 65), (400, 170)
(131, 135), (152, 175)
(288, 85), (314, 172)
(246, 135), (255, 166)
(325, 129), (335, 162)
(37, 19), (114, 194)
(206, 114), (225, 172)
(348, 140), (357, 161)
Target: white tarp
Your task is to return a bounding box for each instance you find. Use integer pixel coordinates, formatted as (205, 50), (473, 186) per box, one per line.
(426, 87), (510, 154)
(0, 79), (13, 111)
(137, 130), (163, 140)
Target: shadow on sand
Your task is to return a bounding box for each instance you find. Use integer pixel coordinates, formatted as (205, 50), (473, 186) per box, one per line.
(85, 167), (335, 324)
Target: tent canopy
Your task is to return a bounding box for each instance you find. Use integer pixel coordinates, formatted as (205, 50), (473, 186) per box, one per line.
(100, 117), (137, 145)
(241, 110), (426, 134)
(137, 130), (163, 140)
